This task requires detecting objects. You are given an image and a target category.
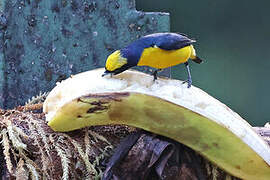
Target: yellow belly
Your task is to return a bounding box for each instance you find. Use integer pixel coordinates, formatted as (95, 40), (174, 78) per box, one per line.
(137, 45), (192, 69)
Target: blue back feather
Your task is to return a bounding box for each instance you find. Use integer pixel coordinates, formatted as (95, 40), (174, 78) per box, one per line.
(120, 33), (195, 65)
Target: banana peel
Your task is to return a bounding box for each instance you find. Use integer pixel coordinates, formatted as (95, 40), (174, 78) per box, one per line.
(43, 68), (270, 180)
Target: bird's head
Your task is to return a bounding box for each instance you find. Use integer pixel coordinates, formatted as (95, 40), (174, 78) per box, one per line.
(102, 50), (130, 77)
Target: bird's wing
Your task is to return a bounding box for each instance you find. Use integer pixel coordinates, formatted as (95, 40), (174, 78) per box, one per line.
(155, 33), (196, 51)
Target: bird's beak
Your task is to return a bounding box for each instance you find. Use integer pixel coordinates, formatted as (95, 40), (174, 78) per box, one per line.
(102, 70), (112, 77)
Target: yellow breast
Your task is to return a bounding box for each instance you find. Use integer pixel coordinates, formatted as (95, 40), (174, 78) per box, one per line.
(137, 45), (192, 69)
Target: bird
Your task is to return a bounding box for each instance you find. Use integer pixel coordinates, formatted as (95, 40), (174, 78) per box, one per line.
(102, 32), (203, 88)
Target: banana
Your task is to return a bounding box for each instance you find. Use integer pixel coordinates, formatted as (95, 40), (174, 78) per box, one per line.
(43, 68), (270, 180)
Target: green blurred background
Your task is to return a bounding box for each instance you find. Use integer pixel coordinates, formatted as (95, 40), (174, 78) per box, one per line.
(136, 0), (270, 126)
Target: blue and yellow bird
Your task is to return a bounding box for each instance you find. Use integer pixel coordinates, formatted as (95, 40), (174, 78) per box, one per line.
(102, 32), (203, 88)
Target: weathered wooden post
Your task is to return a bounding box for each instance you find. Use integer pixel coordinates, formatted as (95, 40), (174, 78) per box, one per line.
(0, 0), (169, 108)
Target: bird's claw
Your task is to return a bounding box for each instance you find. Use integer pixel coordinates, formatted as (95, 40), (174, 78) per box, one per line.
(152, 69), (161, 82)
(153, 74), (157, 82)
(182, 79), (192, 88)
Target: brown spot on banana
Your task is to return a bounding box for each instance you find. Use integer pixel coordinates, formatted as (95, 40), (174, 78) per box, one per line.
(77, 92), (131, 114)
(212, 143), (219, 148)
(87, 104), (108, 113)
(81, 92), (130, 101)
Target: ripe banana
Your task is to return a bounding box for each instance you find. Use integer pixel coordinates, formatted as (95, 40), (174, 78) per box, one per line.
(43, 68), (270, 180)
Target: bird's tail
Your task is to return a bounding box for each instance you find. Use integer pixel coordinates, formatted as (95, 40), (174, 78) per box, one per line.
(191, 56), (203, 64)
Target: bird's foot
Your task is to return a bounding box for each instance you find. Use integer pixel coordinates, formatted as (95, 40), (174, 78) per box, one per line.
(153, 74), (157, 82)
(182, 78), (192, 88)
(152, 69), (162, 82)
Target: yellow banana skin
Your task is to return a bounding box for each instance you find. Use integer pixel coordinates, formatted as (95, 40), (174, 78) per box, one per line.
(48, 92), (270, 180)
